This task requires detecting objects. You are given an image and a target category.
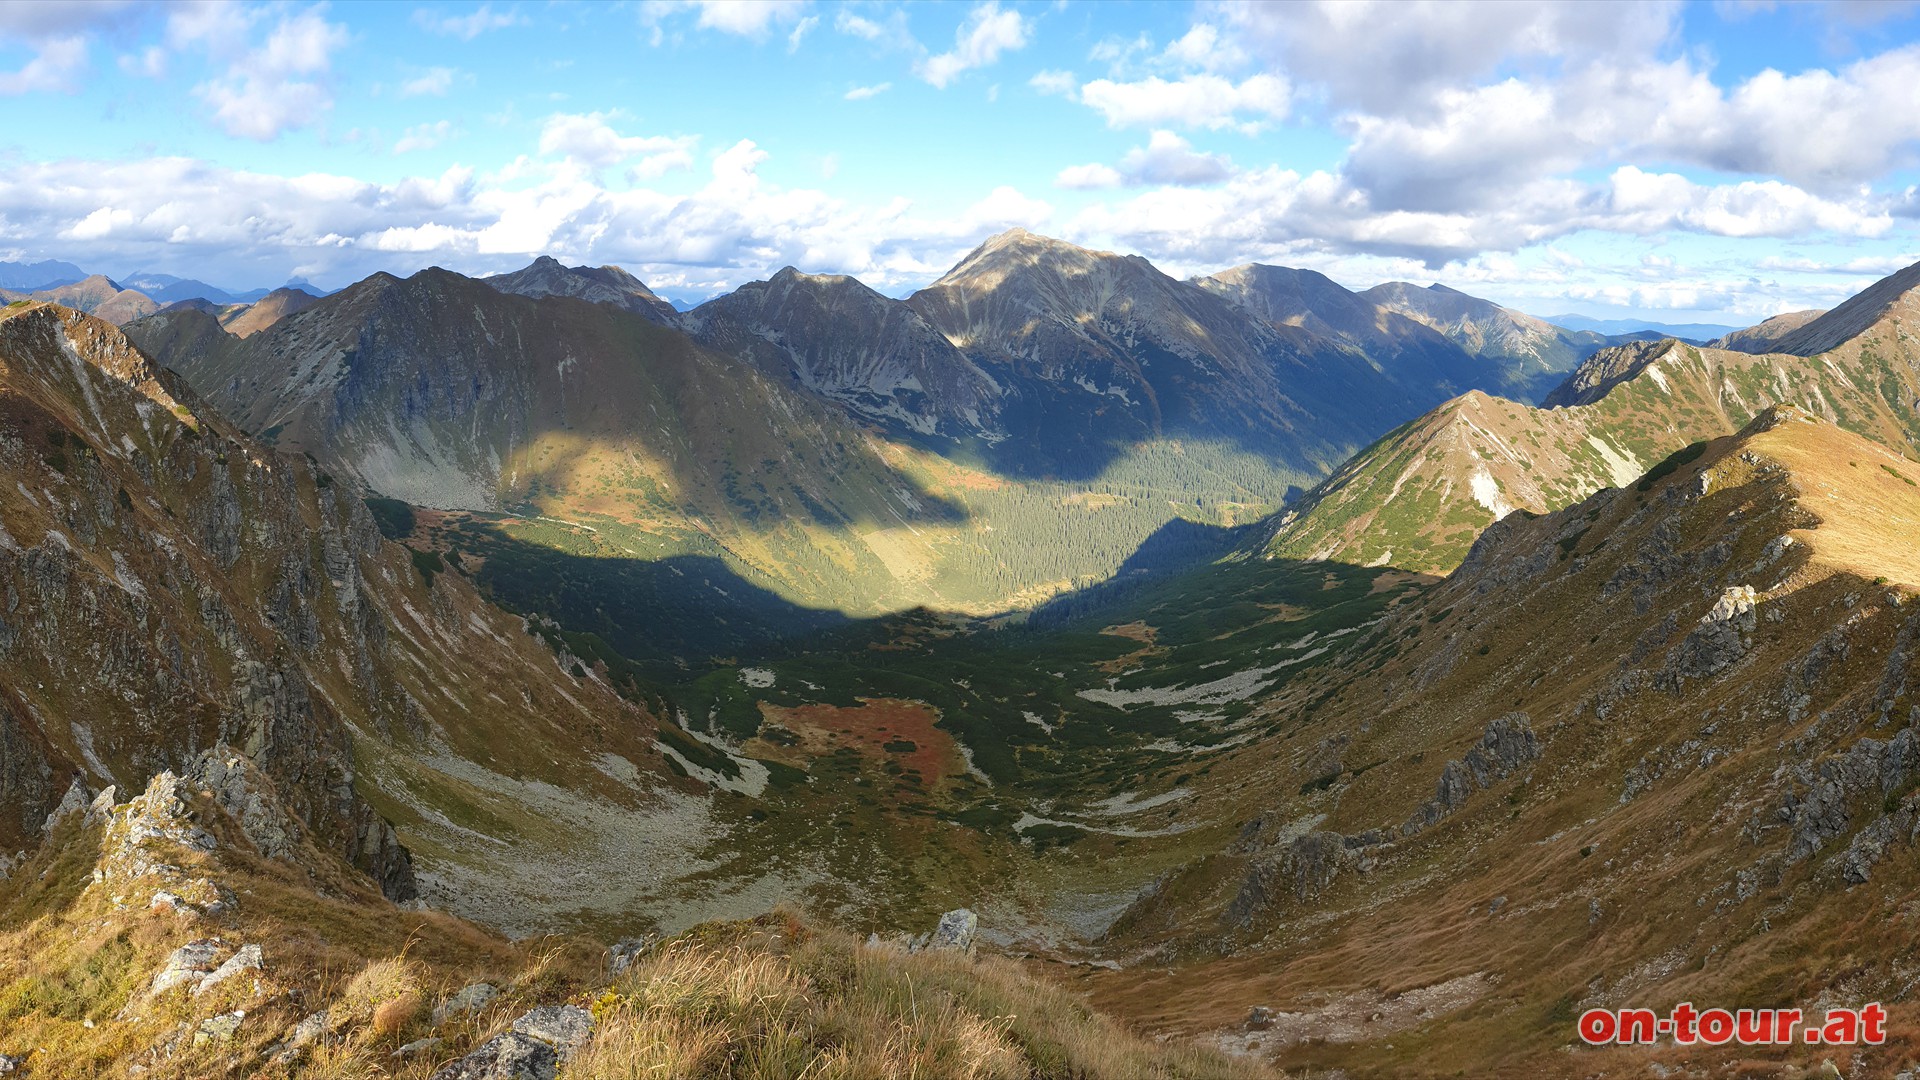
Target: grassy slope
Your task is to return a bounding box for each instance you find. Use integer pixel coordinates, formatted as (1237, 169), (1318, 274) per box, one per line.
(0, 782), (1253, 1079)
(1266, 331), (1920, 575)
(1085, 409), (1920, 1076)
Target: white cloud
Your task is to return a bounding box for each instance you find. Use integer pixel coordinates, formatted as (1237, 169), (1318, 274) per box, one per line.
(917, 2), (1029, 89)
(1029, 69), (1075, 95)
(1056, 163), (1123, 190)
(844, 82), (890, 101)
(787, 14), (817, 51)
(412, 4), (524, 40)
(1216, 0), (1681, 116)
(1339, 49), (1920, 214)
(1120, 130), (1234, 185)
(644, 0), (809, 40)
(538, 112), (696, 175)
(1058, 131), (1235, 190)
(0, 34), (88, 94)
(833, 9), (914, 49)
(1077, 73), (1289, 132)
(394, 120), (455, 154)
(183, 6), (350, 140)
(1161, 23), (1244, 72)
(400, 66), (457, 97)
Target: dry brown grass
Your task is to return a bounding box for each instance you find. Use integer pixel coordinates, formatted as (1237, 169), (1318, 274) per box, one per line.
(564, 913), (1266, 1080)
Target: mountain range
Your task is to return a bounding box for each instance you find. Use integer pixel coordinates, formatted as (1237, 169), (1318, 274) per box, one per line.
(4, 233), (1920, 1076)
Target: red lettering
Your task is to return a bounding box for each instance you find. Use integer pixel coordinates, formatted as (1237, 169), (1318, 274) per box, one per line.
(1735, 1008), (1771, 1044)
(1862, 1003), (1887, 1044)
(1671, 1002), (1699, 1044)
(1577, 1008), (1617, 1044)
(1618, 1008), (1657, 1044)
(1822, 1010), (1860, 1045)
(1698, 1008), (1735, 1045)
(1774, 1008), (1803, 1044)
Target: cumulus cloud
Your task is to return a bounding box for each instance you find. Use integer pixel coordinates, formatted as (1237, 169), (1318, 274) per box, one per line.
(0, 34), (89, 94)
(844, 81), (890, 100)
(917, 1), (1029, 88)
(537, 112), (697, 175)
(412, 4), (524, 40)
(1056, 163), (1123, 190)
(1216, 0), (1680, 116)
(1339, 48), (1920, 213)
(1058, 131), (1235, 189)
(176, 5), (350, 140)
(1077, 73), (1290, 132)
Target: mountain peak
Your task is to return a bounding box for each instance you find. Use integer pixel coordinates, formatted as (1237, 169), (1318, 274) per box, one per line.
(484, 255), (678, 323)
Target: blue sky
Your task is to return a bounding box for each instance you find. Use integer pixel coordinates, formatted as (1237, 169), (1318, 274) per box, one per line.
(2, 0), (1919, 322)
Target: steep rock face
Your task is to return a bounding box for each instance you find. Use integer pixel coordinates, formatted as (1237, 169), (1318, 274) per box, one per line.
(905, 229), (1429, 477)
(0, 303), (659, 903)
(685, 267), (1004, 441)
(485, 256), (680, 323)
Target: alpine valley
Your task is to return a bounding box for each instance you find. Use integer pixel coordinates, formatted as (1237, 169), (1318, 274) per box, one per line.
(2, 229), (1918, 1080)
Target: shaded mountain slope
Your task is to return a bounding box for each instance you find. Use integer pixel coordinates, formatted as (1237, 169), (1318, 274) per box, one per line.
(1090, 407), (1920, 1076)
(905, 230), (1427, 481)
(684, 266), (1004, 441)
(0, 301), (709, 927)
(1363, 281), (1590, 400)
(1196, 263), (1518, 400)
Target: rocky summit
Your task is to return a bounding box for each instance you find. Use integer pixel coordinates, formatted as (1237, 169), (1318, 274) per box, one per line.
(6, 243), (1920, 1079)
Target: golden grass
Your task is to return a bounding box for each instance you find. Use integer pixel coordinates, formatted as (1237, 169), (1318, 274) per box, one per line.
(564, 912), (1266, 1080)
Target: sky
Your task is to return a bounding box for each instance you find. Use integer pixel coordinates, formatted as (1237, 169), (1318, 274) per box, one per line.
(2, 0), (1920, 323)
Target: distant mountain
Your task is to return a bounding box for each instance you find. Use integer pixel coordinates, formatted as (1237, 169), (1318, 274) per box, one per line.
(904, 229), (1434, 479)
(1709, 309), (1825, 353)
(684, 265), (1004, 441)
(1362, 282), (1592, 400)
(1, 274), (159, 324)
(1545, 313), (1741, 339)
(0, 258), (85, 290)
(484, 255), (680, 322)
(1197, 263), (1530, 401)
(119, 272), (240, 305)
(219, 285), (321, 337)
